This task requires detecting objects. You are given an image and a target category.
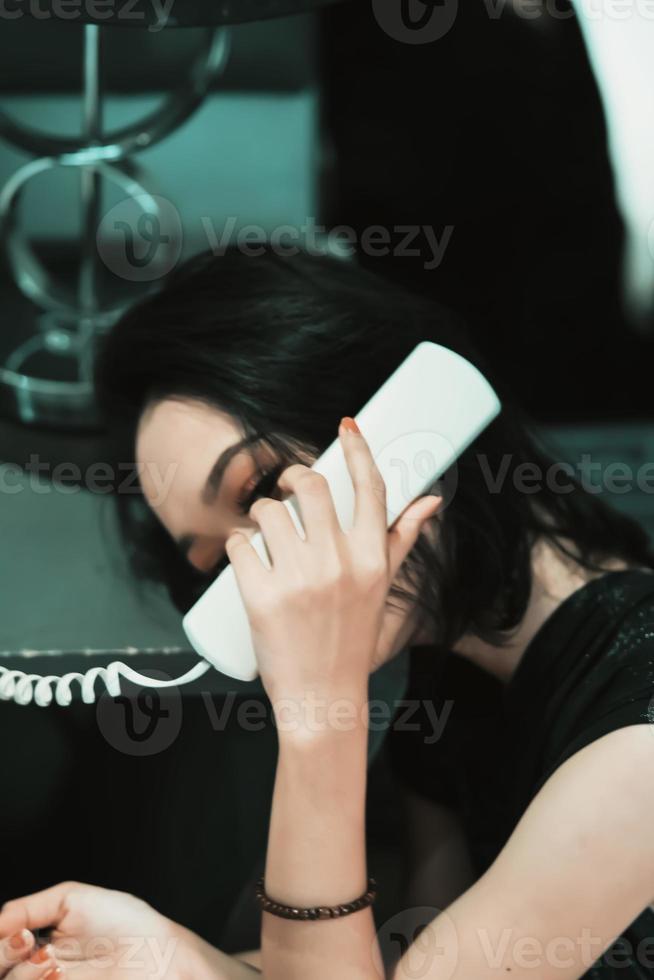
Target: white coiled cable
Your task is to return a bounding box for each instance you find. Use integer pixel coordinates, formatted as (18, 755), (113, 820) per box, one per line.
(0, 658), (212, 707)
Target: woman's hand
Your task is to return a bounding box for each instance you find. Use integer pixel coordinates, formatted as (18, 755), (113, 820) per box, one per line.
(0, 883), (259, 980)
(0, 883), (182, 978)
(226, 417), (441, 709)
(0, 929), (62, 980)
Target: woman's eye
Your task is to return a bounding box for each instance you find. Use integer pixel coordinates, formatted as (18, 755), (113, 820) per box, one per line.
(237, 463), (285, 514)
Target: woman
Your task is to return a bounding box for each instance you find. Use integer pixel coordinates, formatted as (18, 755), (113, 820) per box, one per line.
(1, 247), (653, 980)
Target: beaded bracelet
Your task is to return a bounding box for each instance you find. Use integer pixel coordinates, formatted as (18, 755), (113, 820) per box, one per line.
(255, 876), (377, 921)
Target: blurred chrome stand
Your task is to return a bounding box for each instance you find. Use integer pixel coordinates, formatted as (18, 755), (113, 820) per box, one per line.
(0, 25), (230, 429)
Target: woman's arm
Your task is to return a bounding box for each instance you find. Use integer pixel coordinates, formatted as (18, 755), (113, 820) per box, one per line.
(261, 730), (476, 979)
(261, 691), (375, 980)
(233, 950), (262, 971)
(261, 720), (654, 980)
(223, 421), (441, 980)
(391, 721), (654, 979)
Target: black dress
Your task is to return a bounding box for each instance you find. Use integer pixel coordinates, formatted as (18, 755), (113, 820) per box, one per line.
(387, 568), (654, 980)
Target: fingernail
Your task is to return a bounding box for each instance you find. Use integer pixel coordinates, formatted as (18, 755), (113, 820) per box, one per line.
(8, 929), (30, 949)
(43, 969), (63, 980)
(340, 416), (360, 434)
(29, 944), (53, 964)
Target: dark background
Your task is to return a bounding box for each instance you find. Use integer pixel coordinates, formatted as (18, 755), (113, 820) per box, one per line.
(322, 0), (652, 421)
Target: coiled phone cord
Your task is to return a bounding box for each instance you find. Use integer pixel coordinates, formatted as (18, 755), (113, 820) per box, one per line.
(0, 658), (211, 707)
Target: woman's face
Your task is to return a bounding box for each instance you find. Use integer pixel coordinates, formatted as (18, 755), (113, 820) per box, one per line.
(136, 397), (304, 576)
(135, 396), (434, 658)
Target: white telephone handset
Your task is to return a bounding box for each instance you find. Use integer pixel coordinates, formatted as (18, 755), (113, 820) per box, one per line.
(183, 341), (501, 681)
(0, 342), (500, 705)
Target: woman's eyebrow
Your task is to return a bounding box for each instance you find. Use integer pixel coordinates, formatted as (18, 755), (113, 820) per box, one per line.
(201, 434), (262, 505)
(175, 434), (263, 556)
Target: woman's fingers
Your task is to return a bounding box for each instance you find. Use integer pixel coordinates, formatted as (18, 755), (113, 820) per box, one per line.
(338, 418), (388, 543)
(224, 528), (271, 609)
(274, 466), (341, 547)
(0, 930), (35, 977)
(267, 420), (429, 562)
(1, 939), (61, 980)
(8, 970), (62, 980)
(247, 496), (304, 558)
(0, 884), (72, 937)
(5, 958), (62, 980)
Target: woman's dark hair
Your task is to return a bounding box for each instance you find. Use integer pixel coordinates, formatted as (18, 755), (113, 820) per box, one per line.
(94, 246), (654, 653)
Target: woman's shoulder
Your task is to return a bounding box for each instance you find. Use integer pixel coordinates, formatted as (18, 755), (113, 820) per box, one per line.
(515, 566), (654, 796)
(508, 565), (654, 693)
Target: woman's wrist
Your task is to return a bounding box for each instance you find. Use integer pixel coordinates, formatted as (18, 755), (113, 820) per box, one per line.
(265, 717), (369, 910)
(269, 681), (370, 746)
